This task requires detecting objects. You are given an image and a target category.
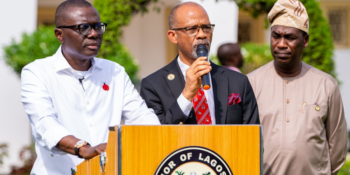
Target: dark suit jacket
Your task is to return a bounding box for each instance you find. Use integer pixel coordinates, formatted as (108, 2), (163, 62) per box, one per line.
(140, 57), (260, 124)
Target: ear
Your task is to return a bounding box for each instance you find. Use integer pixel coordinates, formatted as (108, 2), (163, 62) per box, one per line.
(167, 30), (178, 44)
(304, 34), (309, 48)
(231, 55), (237, 63)
(54, 28), (64, 43)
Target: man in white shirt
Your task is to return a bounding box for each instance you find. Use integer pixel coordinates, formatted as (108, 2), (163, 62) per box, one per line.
(21, 0), (160, 174)
(140, 2), (259, 125)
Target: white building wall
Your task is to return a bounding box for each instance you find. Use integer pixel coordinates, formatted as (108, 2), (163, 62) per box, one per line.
(334, 49), (350, 129)
(121, 3), (170, 79)
(0, 0), (37, 174)
(182, 0), (239, 56)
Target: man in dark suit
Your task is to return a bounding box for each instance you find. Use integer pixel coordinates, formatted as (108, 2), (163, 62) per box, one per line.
(140, 2), (259, 124)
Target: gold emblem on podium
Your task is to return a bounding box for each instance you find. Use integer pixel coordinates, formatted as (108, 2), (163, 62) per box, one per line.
(155, 146), (233, 175)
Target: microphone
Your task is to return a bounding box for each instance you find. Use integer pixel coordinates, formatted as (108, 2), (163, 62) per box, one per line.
(196, 44), (211, 90)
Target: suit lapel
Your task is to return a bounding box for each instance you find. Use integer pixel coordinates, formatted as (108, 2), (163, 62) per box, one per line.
(211, 64), (228, 124)
(163, 57), (185, 99)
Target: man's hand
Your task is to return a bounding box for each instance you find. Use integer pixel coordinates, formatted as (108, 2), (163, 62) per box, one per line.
(182, 57), (212, 101)
(79, 143), (106, 159)
(56, 135), (106, 160)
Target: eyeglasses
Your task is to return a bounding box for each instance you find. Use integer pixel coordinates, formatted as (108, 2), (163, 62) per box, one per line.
(171, 24), (215, 37)
(57, 22), (107, 36)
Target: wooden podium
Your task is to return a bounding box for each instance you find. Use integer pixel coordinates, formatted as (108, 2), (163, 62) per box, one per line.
(76, 125), (262, 175)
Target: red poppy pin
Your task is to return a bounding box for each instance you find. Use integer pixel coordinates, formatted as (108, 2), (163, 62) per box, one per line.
(102, 83), (109, 91)
(228, 93), (241, 105)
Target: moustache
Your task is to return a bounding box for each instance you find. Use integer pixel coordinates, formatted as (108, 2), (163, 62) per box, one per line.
(193, 40), (211, 50)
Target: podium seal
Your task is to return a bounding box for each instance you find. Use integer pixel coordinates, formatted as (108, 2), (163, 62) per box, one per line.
(155, 146), (232, 175)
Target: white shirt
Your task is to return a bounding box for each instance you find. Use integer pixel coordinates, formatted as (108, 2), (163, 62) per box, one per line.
(176, 56), (216, 124)
(21, 47), (160, 175)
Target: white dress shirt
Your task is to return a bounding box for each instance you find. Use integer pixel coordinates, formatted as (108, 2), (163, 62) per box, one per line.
(21, 47), (160, 175)
(176, 56), (216, 124)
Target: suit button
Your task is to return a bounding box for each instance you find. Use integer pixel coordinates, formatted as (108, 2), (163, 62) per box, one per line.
(179, 122), (183, 124)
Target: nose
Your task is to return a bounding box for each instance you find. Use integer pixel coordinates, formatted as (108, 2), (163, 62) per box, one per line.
(87, 27), (99, 38)
(277, 37), (287, 49)
(196, 27), (207, 40)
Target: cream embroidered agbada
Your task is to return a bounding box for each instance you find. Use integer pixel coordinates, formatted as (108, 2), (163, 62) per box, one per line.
(248, 61), (347, 175)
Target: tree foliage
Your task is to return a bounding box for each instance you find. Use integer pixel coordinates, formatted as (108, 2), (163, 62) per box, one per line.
(3, 0), (158, 82)
(232, 0), (336, 77)
(210, 42), (273, 74)
(0, 143), (8, 166)
(93, 0), (158, 82)
(4, 26), (61, 76)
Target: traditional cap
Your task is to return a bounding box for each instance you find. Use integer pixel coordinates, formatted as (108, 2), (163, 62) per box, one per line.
(268, 0), (309, 33)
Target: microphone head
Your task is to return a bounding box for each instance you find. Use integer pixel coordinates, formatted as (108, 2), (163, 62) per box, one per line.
(196, 44), (208, 57)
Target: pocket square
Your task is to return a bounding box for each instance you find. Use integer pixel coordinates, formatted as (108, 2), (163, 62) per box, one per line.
(228, 93), (241, 105)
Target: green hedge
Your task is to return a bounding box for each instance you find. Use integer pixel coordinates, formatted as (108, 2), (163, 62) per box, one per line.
(4, 26), (60, 76)
(3, 25), (139, 82)
(338, 158), (350, 175)
(210, 43), (273, 74)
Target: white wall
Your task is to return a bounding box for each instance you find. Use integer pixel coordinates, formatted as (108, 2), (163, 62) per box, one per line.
(121, 0), (180, 79)
(0, 0), (37, 173)
(182, 0), (239, 56)
(334, 49), (350, 129)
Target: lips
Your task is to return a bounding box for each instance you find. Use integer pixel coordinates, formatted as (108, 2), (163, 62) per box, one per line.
(275, 52), (291, 58)
(86, 43), (100, 50)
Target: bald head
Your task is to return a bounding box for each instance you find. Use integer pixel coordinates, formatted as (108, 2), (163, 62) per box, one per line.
(168, 2), (207, 29)
(217, 43), (243, 68)
(55, 0), (93, 27)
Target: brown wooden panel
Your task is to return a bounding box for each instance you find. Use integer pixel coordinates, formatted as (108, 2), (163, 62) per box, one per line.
(77, 125), (261, 175)
(105, 127), (118, 175)
(121, 125), (261, 175)
(77, 127), (118, 175)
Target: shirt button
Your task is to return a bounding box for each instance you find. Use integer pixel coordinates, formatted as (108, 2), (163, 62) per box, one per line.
(286, 118), (290, 122)
(286, 99), (290, 103)
(87, 101), (90, 105)
(286, 80), (289, 84)
(90, 123), (93, 127)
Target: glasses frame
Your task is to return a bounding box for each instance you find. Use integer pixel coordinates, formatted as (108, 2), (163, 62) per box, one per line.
(57, 22), (108, 36)
(171, 24), (215, 37)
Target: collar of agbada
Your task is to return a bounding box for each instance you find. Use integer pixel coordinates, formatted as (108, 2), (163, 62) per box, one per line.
(268, 0), (309, 33)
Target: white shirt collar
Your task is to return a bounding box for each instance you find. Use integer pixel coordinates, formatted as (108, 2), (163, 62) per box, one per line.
(177, 56), (190, 80)
(54, 46), (102, 73)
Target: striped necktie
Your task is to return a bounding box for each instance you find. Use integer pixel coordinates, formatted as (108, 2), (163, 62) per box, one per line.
(193, 87), (212, 124)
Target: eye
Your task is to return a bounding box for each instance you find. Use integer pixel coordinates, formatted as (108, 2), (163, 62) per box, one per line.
(95, 25), (102, 30)
(186, 27), (197, 32)
(203, 25), (211, 29)
(286, 36), (296, 40)
(272, 34), (279, 39)
(79, 24), (90, 30)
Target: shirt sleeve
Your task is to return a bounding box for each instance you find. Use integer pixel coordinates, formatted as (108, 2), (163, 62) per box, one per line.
(326, 83), (347, 174)
(21, 66), (71, 156)
(177, 93), (193, 116)
(121, 70), (160, 125)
